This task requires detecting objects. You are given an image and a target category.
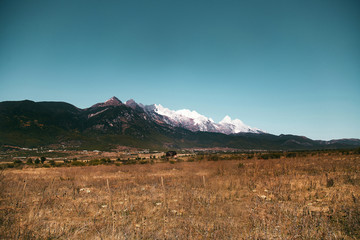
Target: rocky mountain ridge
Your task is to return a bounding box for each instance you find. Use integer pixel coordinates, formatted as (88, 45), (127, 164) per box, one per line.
(0, 97), (359, 150)
(123, 98), (263, 134)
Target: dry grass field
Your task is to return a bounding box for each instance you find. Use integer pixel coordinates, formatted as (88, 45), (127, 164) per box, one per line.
(1, 153), (359, 239)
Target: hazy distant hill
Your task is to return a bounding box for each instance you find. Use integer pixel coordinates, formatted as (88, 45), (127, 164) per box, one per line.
(0, 98), (359, 151)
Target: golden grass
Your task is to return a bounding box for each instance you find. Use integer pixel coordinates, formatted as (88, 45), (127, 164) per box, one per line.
(0, 154), (359, 239)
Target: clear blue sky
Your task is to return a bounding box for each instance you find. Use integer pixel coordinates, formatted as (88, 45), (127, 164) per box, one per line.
(0, 0), (359, 140)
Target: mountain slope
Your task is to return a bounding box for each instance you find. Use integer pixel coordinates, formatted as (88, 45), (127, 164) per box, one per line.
(0, 98), (359, 150)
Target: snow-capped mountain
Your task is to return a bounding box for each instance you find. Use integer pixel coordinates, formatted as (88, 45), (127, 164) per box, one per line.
(152, 104), (219, 132)
(218, 115), (263, 134)
(149, 104), (263, 134)
(89, 97), (263, 134)
(2, 97), (360, 150)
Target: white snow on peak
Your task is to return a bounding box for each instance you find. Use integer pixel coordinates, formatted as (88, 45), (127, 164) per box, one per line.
(220, 115), (235, 124)
(154, 104), (214, 131)
(220, 115), (246, 129)
(153, 104), (263, 134)
(218, 115), (256, 134)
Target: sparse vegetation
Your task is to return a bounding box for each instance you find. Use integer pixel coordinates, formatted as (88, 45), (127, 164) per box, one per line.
(0, 151), (359, 239)
(70, 160), (86, 166)
(49, 160), (56, 166)
(26, 158), (33, 165)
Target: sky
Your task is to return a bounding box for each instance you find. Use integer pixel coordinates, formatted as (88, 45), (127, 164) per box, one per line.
(0, 0), (359, 140)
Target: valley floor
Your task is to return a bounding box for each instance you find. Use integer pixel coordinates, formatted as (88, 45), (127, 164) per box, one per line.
(0, 154), (359, 239)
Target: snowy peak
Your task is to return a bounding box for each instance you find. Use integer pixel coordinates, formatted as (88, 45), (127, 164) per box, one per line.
(152, 104), (218, 131)
(218, 115), (262, 134)
(219, 115), (235, 124)
(152, 104), (263, 134)
(91, 97), (263, 135)
(154, 104), (213, 125)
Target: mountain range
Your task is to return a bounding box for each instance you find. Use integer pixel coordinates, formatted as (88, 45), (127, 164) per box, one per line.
(0, 97), (359, 151)
(121, 96), (262, 135)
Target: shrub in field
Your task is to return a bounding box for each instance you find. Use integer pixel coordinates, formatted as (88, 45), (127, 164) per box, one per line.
(238, 163), (245, 168)
(13, 159), (23, 165)
(259, 153), (282, 160)
(286, 152), (297, 158)
(247, 154), (254, 159)
(71, 160), (86, 166)
(100, 158), (112, 164)
(13, 160), (24, 168)
(55, 162), (64, 167)
(326, 178), (335, 187)
(6, 163), (14, 168)
(123, 159), (137, 165)
(26, 158), (33, 165)
(208, 155), (219, 161)
(355, 147), (360, 154)
(88, 159), (101, 166)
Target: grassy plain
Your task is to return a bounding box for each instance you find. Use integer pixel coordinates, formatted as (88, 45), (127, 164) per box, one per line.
(0, 152), (359, 239)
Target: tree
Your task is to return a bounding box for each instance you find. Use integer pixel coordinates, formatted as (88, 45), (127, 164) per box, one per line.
(26, 158), (33, 165)
(13, 159), (23, 165)
(40, 157), (46, 164)
(34, 158), (40, 164)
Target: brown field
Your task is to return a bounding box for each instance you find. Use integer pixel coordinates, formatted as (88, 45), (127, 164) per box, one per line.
(1, 153), (359, 239)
